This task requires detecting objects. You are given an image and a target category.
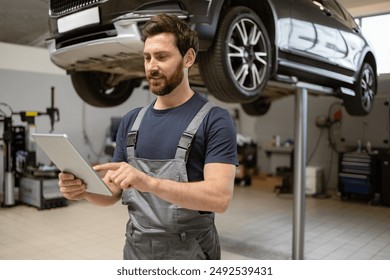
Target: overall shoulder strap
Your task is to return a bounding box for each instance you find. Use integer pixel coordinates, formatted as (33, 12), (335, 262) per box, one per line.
(175, 101), (216, 161)
(126, 106), (148, 157)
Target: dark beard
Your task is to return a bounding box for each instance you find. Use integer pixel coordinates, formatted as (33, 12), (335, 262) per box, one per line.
(147, 63), (184, 96)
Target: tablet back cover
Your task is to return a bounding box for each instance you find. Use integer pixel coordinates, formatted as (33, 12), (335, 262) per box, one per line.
(32, 134), (112, 196)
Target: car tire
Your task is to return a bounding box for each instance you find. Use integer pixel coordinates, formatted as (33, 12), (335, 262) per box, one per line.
(70, 71), (141, 107)
(241, 98), (271, 116)
(342, 62), (376, 116)
(198, 6), (272, 103)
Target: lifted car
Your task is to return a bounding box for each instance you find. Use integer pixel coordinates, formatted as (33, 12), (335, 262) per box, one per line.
(47, 0), (377, 116)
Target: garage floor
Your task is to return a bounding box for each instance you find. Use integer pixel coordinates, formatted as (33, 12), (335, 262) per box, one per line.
(1, 175), (390, 260)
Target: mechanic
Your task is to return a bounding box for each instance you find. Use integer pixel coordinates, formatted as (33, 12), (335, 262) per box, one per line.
(58, 14), (238, 260)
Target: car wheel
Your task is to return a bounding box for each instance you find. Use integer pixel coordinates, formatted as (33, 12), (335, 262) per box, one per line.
(198, 6), (272, 103)
(241, 98), (271, 116)
(70, 71), (141, 107)
(343, 62), (376, 116)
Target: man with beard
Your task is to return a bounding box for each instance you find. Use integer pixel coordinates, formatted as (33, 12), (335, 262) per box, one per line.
(58, 14), (238, 260)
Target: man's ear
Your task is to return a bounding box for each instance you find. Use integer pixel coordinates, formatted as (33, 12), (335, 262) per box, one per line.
(184, 48), (196, 68)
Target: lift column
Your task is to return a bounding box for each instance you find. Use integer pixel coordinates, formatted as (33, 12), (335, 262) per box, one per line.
(292, 85), (308, 260)
(291, 82), (335, 260)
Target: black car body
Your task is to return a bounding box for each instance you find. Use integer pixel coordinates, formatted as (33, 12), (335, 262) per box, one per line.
(47, 0), (377, 116)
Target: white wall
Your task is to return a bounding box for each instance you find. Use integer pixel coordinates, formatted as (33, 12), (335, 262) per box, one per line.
(0, 42), (65, 75)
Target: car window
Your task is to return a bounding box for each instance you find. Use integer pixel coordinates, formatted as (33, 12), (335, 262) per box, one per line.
(337, 2), (360, 30)
(323, 0), (346, 21)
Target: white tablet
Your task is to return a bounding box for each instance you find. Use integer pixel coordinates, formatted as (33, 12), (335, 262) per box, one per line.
(32, 133), (113, 196)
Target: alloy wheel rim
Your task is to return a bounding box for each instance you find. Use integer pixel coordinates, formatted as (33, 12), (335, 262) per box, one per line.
(227, 18), (268, 93)
(360, 67), (375, 112)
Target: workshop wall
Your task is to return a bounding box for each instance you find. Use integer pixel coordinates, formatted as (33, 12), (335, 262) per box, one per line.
(209, 93), (342, 192)
(0, 69), (152, 192)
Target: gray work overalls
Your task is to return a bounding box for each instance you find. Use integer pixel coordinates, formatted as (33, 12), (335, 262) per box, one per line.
(122, 101), (220, 260)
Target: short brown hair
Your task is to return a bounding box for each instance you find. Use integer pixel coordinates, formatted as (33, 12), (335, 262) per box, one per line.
(142, 14), (199, 57)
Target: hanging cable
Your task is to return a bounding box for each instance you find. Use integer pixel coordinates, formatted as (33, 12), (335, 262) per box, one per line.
(324, 101), (343, 191)
(306, 127), (324, 165)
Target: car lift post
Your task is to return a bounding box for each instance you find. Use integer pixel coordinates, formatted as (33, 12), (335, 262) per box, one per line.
(291, 82), (334, 260)
(292, 85), (308, 260)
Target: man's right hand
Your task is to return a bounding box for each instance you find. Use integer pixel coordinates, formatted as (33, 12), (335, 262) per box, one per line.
(58, 172), (88, 200)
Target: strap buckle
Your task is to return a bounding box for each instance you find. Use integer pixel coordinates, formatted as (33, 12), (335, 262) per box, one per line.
(127, 131), (138, 147)
(177, 131), (194, 151)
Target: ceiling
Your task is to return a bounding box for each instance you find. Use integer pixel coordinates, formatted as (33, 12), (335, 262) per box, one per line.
(0, 0), (389, 48)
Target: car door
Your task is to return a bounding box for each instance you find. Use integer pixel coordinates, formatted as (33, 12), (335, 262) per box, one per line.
(322, 0), (364, 73)
(288, 0), (337, 64)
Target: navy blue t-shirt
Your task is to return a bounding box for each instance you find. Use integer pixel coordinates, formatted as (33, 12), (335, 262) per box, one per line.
(112, 93), (238, 182)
